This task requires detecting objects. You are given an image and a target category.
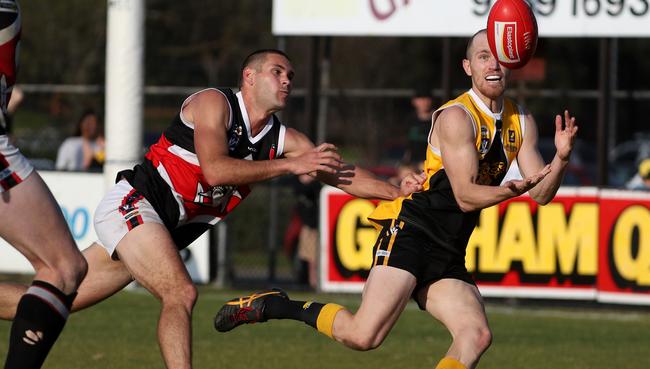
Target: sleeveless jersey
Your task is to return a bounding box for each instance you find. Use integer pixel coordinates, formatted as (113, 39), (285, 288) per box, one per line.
(119, 88), (287, 229)
(0, 0), (20, 135)
(369, 89), (525, 255)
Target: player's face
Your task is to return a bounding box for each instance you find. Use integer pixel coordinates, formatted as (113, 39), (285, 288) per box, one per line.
(254, 53), (294, 111)
(80, 114), (98, 138)
(464, 33), (509, 100)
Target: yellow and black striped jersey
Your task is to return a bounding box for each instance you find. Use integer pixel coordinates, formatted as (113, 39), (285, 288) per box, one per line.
(368, 89), (526, 251)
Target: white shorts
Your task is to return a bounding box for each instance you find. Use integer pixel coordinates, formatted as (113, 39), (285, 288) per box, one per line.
(0, 135), (34, 192)
(94, 179), (164, 257)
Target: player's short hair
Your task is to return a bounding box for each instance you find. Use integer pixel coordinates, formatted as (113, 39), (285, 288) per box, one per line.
(465, 29), (487, 60)
(239, 49), (291, 87)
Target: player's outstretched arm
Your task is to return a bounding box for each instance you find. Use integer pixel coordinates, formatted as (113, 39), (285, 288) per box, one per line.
(437, 106), (546, 212)
(283, 128), (424, 200)
(516, 110), (578, 204)
(318, 163), (424, 200)
(190, 90), (342, 186)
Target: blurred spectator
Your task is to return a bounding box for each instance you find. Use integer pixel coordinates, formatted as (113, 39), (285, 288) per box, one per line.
(291, 174), (322, 289)
(625, 158), (650, 191)
(403, 87), (434, 169)
(55, 109), (105, 171)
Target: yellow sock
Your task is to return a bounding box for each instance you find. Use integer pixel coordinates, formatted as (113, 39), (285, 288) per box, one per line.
(315, 303), (344, 339)
(435, 357), (467, 369)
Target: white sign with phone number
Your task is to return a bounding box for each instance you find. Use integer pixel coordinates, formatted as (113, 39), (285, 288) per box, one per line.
(273, 0), (650, 37)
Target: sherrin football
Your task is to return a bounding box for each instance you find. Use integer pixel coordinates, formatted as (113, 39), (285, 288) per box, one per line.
(487, 0), (538, 69)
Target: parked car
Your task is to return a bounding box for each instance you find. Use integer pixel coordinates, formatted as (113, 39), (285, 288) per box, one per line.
(608, 134), (650, 188)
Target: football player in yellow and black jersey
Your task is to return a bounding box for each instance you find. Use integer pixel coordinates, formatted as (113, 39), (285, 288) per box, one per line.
(214, 30), (578, 369)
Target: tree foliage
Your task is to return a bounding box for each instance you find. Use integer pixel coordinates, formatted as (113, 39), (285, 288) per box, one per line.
(20, 0), (106, 84)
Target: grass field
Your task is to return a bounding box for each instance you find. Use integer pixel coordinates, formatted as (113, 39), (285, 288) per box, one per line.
(0, 287), (649, 369)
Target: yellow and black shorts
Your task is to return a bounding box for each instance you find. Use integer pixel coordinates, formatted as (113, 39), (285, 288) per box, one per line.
(371, 219), (475, 309)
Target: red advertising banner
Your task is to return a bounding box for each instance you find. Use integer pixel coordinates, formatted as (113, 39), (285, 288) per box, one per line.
(319, 186), (650, 305)
(319, 188), (379, 292)
(597, 190), (650, 305)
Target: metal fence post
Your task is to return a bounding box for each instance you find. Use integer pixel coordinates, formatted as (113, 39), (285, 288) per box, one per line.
(212, 221), (229, 288)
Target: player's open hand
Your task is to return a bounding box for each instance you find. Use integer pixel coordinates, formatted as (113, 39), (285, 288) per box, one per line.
(502, 164), (551, 195)
(555, 110), (578, 161)
(399, 171), (427, 197)
(288, 143), (343, 175)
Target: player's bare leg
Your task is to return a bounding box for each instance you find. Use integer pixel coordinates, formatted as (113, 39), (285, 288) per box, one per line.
(70, 243), (134, 310)
(0, 172), (88, 368)
(0, 242), (134, 320)
(0, 173), (87, 293)
(417, 279), (492, 369)
(114, 222), (197, 369)
(329, 266), (415, 350)
(0, 283), (28, 320)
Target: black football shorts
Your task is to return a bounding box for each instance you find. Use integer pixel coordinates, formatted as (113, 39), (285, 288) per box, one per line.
(371, 219), (476, 309)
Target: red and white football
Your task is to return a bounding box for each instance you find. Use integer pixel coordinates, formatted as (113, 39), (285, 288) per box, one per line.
(487, 0), (538, 69)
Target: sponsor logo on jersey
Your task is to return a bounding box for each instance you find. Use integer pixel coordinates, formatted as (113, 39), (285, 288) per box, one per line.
(228, 124), (243, 151)
(478, 161), (507, 185)
(194, 183), (213, 205)
(269, 144), (277, 160)
(505, 130), (518, 152)
(195, 183), (237, 211)
(480, 126), (490, 155)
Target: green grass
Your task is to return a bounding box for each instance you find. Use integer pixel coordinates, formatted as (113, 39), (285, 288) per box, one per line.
(0, 288), (649, 369)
